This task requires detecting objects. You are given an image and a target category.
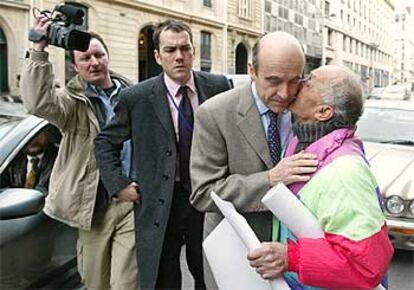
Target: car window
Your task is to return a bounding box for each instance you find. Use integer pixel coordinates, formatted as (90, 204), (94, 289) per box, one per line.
(0, 124), (61, 193)
(357, 106), (414, 143)
(0, 116), (22, 141)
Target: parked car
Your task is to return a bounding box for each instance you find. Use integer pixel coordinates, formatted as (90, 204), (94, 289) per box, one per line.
(0, 101), (81, 289)
(382, 84), (411, 100)
(225, 74), (251, 88)
(357, 99), (414, 250)
(367, 87), (384, 99)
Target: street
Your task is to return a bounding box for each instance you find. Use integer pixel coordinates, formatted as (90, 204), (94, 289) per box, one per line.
(181, 248), (414, 290)
(388, 249), (414, 290)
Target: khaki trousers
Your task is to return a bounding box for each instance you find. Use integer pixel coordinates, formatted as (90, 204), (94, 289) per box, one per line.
(77, 201), (138, 290)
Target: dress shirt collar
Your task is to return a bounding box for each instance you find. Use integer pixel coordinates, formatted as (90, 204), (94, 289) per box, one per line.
(164, 72), (196, 97)
(26, 152), (44, 169)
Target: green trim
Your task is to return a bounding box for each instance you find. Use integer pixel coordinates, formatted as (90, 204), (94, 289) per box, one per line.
(299, 155), (385, 241)
(272, 216), (280, 241)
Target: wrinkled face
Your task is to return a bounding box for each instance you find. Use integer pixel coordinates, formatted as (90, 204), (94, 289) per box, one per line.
(27, 132), (48, 156)
(250, 53), (304, 113)
(154, 29), (195, 84)
(289, 69), (331, 123)
(73, 38), (111, 87)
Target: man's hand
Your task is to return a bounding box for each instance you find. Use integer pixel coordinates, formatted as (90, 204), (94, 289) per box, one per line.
(30, 16), (51, 51)
(247, 242), (288, 279)
(116, 182), (141, 204)
(268, 151), (318, 186)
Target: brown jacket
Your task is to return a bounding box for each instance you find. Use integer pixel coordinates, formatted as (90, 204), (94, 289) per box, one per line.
(20, 51), (131, 230)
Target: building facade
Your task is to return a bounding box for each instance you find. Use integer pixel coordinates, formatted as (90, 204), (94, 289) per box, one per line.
(264, 0), (324, 74)
(0, 0), (263, 96)
(226, 0), (263, 74)
(322, 0), (395, 91)
(393, 3), (414, 84)
(0, 0), (31, 96)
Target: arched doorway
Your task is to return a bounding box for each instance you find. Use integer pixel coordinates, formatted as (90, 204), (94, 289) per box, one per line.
(138, 26), (161, 81)
(235, 43), (248, 74)
(0, 27), (8, 93)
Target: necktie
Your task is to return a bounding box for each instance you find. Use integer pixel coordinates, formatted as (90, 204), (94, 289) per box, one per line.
(25, 157), (40, 189)
(178, 86), (194, 192)
(267, 111), (282, 166)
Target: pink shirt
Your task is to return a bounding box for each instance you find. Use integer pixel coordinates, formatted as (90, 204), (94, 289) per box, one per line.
(164, 72), (199, 141)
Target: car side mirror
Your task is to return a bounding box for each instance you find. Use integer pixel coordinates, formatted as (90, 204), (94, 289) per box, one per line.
(0, 188), (45, 220)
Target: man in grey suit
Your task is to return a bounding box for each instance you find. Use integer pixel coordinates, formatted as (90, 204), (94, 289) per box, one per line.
(95, 20), (230, 290)
(190, 31), (319, 288)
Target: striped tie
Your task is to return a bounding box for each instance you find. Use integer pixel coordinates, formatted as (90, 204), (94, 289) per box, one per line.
(25, 157), (39, 189)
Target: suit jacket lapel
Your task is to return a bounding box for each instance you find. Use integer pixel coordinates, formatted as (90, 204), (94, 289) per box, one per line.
(149, 75), (176, 138)
(236, 85), (273, 169)
(193, 71), (213, 104)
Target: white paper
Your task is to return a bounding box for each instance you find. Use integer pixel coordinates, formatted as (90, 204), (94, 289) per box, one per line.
(210, 191), (262, 249)
(203, 219), (271, 290)
(204, 191), (290, 290)
(261, 183), (324, 239)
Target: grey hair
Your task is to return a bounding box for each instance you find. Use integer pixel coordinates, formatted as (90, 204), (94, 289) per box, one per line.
(320, 70), (364, 127)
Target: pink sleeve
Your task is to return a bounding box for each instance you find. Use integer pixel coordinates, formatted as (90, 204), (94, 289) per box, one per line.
(287, 225), (393, 289)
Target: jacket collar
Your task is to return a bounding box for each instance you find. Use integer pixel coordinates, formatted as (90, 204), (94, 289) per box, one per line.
(193, 71), (214, 104)
(65, 71), (132, 131)
(65, 70), (132, 102)
(149, 74), (176, 139)
(236, 83), (273, 168)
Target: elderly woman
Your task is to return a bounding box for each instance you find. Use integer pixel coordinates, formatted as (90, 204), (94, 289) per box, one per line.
(248, 65), (393, 290)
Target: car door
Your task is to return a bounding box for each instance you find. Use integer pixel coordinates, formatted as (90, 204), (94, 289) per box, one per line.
(0, 117), (80, 289)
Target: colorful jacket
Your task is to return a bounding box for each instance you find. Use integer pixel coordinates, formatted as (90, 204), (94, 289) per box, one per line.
(281, 128), (393, 289)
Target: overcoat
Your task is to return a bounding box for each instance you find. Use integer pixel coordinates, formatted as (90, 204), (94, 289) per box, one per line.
(95, 71), (230, 289)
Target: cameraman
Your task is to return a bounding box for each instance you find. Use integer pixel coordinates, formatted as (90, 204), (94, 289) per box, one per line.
(20, 16), (138, 290)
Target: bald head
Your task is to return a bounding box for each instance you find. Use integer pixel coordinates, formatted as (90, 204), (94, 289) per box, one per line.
(252, 31), (305, 71)
(318, 65), (364, 126)
(315, 65), (363, 105)
(291, 65), (364, 125)
(249, 31), (306, 113)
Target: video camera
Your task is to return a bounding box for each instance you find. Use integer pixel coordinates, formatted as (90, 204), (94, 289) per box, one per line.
(29, 4), (91, 52)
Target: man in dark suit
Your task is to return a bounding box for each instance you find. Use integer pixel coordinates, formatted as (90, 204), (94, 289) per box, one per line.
(95, 20), (231, 290)
(1, 129), (58, 193)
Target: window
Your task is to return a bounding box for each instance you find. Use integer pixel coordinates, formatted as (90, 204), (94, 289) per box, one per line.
(294, 13), (303, 25)
(278, 6), (289, 20)
(0, 27), (8, 93)
(200, 31), (212, 72)
(203, 0), (212, 7)
(265, 1), (271, 13)
(238, 0), (252, 18)
(327, 29), (333, 46)
(324, 1), (330, 16)
(265, 15), (271, 31)
(308, 19), (316, 30)
(343, 36), (347, 51)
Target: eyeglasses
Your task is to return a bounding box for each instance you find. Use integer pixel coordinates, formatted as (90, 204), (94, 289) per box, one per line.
(298, 74), (314, 88)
